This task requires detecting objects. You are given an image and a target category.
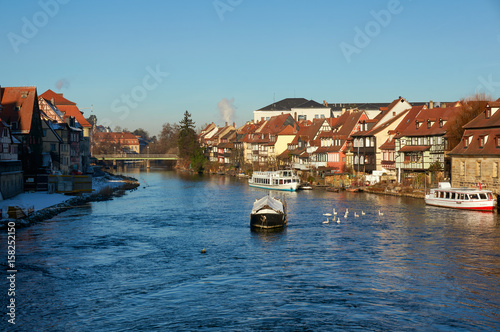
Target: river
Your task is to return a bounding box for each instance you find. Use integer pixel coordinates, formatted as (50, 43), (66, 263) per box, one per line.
(2, 167), (500, 331)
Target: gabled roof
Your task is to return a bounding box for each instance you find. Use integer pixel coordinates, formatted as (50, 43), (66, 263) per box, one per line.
(397, 106), (461, 137)
(333, 111), (367, 137)
(393, 105), (426, 137)
(256, 98), (308, 111)
(56, 105), (92, 128)
(352, 108), (410, 137)
(258, 113), (297, 135)
(278, 125), (298, 135)
(39, 90), (91, 128)
(39, 89), (76, 105)
(0, 86), (38, 134)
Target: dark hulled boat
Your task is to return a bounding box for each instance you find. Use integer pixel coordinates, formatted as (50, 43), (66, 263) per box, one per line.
(250, 195), (287, 229)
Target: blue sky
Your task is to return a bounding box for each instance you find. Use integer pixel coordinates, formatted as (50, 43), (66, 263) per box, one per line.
(1, 0), (500, 136)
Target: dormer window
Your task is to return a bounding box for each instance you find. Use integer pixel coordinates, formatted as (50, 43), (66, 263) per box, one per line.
(464, 136), (470, 148)
(416, 121), (420, 129)
(439, 119), (446, 128)
(496, 136), (500, 148)
(485, 108), (491, 119)
(479, 136), (485, 148)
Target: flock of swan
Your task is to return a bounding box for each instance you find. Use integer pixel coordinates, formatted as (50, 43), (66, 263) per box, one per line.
(322, 207), (383, 224)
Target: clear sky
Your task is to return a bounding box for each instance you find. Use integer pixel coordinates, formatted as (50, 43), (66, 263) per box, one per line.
(2, 0), (500, 136)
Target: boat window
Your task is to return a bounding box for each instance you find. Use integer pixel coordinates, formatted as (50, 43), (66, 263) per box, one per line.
(279, 180), (283, 185)
(451, 193), (456, 199)
(434, 191), (438, 198)
(459, 194), (464, 200)
(470, 194), (479, 200)
(479, 193), (487, 200)
(465, 195), (469, 200)
(439, 192), (443, 198)
(445, 192), (450, 199)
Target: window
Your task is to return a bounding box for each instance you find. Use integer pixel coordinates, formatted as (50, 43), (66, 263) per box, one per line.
(50, 144), (56, 152)
(10, 122), (18, 130)
(461, 161), (466, 176)
(477, 161), (481, 177)
(494, 162), (499, 178)
(479, 136), (485, 148)
(3, 144), (9, 154)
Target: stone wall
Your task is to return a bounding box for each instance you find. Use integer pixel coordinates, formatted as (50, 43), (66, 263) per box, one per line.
(451, 156), (500, 194)
(0, 161), (24, 199)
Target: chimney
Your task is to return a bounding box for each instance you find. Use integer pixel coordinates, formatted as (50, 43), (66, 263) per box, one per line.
(232, 122), (235, 128)
(225, 121), (228, 127)
(429, 100), (434, 109)
(323, 100), (326, 106)
(51, 98), (55, 105)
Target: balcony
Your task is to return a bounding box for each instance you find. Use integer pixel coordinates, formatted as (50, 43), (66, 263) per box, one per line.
(292, 162), (311, 170)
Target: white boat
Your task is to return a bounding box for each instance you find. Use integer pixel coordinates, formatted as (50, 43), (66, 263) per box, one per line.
(425, 182), (495, 212)
(250, 195), (287, 229)
(248, 170), (300, 191)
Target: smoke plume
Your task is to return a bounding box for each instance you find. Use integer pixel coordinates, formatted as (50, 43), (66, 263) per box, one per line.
(218, 98), (235, 124)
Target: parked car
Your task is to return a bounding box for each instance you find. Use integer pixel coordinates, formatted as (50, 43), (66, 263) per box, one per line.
(70, 169), (83, 175)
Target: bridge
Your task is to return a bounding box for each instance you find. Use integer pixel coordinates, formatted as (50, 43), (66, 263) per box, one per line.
(93, 153), (178, 167)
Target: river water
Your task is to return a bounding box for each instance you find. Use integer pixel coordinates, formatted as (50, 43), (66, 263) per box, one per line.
(2, 168), (500, 331)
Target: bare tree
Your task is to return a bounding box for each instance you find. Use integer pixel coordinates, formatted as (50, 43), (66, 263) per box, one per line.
(447, 92), (492, 150)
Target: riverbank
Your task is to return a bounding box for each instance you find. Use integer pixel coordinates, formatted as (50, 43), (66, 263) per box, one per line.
(0, 171), (139, 229)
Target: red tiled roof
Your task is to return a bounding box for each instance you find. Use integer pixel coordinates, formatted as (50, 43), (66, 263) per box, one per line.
(57, 105), (91, 128)
(449, 128), (500, 156)
(463, 103), (500, 129)
(94, 131), (139, 143)
(0, 86), (38, 134)
(379, 138), (395, 150)
(397, 106), (461, 137)
(399, 145), (431, 152)
(39, 89), (91, 128)
(278, 125), (298, 135)
(39, 89), (76, 105)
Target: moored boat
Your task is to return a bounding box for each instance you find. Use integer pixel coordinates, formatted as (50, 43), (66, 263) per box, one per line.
(248, 170), (300, 191)
(425, 182), (495, 211)
(298, 183), (313, 190)
(250, 195), (287, 229)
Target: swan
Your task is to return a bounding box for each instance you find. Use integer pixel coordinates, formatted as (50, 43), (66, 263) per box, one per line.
(354, 212), (359, 217)
(378, 210), (384, 216)
(361, 211), (365, 215)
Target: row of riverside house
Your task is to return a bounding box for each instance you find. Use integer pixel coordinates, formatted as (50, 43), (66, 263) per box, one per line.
(199, 96), (500, 195)
(0, 86), (91, 198)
